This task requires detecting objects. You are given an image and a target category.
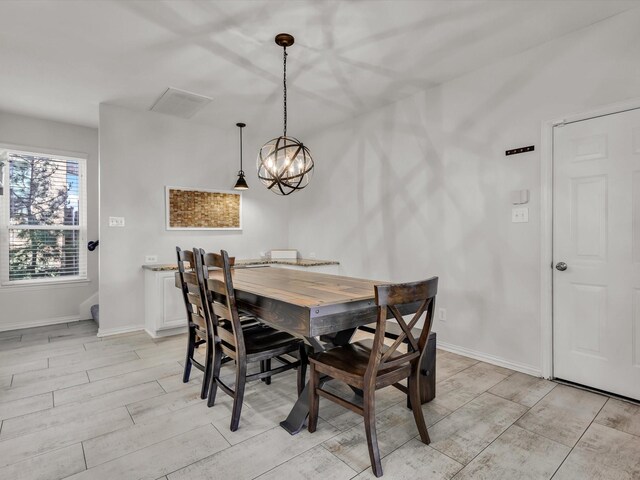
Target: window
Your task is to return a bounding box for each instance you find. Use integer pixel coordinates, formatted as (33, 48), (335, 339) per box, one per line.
(0, 148), (87, 285)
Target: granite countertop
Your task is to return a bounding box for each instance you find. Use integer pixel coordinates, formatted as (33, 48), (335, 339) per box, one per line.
(142, 258), (339, 271)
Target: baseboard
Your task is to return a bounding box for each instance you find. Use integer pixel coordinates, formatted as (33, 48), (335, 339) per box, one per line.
(97, 325), (144, 338)
(0, 315), (84, 333)
(437, 341), (542, 377)
(145, 326), (187, 339)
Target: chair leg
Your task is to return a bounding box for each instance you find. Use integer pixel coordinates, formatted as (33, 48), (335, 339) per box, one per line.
(363, 387), (383, 477)
(200, 336), (213, 399)
(260, 360), (266, 382)
(264, 359), (271, 385)
(409, 362), (430, 444)
(182, 326), (195, 383)
(230, 359), (247, 432)
(207, 342), (223, 408)
(308, 362), (319, 433)
(297, 344), (308, 396)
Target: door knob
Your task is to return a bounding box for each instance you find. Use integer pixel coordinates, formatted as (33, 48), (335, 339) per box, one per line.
(555, 262), (568, 271)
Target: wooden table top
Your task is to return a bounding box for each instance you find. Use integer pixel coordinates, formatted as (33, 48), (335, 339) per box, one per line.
(208, 267), (382, 310)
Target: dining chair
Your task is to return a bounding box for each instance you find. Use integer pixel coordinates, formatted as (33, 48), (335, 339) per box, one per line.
(196, 248), (308, 431)
(308, 277), (438, 477)
(175, 246), (214, 399)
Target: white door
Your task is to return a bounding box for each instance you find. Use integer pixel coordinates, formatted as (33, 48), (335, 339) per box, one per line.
(553, 107), (640, 400)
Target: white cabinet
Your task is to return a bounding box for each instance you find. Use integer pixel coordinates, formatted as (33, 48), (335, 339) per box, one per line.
(144, 269), (187, 338)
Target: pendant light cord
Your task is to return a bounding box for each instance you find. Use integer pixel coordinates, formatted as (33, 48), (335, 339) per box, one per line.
(239, 125), (243, 173)
(283, 46), (288, 138)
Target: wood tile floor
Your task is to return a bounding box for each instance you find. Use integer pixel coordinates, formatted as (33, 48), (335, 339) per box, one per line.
(1, 320), (639, 479)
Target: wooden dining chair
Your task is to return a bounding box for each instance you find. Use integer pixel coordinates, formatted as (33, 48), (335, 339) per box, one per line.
(195, 248), (308, 432)
(308, 277), (438, 477)
(175, 246), (214, 399)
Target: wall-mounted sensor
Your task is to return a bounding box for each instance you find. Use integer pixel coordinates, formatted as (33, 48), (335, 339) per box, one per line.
(506, 145), (535, 156)
(511, 189), (530, 205)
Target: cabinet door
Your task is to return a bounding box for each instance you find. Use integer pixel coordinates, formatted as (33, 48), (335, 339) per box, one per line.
(161, 274), (187, 330)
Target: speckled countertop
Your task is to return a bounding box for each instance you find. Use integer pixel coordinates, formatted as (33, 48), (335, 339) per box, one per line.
(142, 258), (339, 271)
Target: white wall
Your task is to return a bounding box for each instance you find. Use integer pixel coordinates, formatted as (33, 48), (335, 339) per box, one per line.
(289, 9), (640, 374)
(0, 111), (99, 331)
(99, 104), (291, 335)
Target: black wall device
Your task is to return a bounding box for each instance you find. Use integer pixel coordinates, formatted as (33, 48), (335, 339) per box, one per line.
(506, 145), (535, 156)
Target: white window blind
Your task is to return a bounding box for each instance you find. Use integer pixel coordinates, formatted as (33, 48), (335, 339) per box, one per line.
(1, 148), (87, 284)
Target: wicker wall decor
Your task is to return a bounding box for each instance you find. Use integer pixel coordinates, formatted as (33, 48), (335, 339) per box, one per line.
(165, 187), (242, 230)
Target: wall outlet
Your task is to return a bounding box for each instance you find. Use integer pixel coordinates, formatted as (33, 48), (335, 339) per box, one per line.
(438, 308), (447, 322)
(511, 207), (529, 223)
(309, 252), (317, 259)
(145, 255), (158, 264)
(108, 216), (125, 227)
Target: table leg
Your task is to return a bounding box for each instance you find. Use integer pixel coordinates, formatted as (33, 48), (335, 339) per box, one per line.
(280, 374), (329, 434)
(280, 328), (357, 435)
(407, 331), (437, 408)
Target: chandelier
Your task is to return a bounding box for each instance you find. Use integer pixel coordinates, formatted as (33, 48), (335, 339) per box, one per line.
(257, 33), (314, 195)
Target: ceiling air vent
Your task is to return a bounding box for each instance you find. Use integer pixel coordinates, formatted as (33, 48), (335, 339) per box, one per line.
(149, 87), (212, 119)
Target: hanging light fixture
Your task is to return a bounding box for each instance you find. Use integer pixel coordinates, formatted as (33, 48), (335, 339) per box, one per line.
(257, 33), (314, 195)
(233, 122), (249, 190)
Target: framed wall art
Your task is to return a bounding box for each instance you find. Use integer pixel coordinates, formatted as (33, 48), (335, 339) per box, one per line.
(165, 186), (242, 230)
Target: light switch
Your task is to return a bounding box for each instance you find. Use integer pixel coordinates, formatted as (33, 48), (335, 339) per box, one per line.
(108, 216), (125, 227)
(512, 207), (529, 223)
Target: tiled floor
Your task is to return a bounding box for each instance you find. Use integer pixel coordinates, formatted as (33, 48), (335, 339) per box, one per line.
(0, 321), (639, 479)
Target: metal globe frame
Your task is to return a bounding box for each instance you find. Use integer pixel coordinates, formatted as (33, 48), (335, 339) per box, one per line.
(257, 33), (314, 196)
(257, 136), (313, 195)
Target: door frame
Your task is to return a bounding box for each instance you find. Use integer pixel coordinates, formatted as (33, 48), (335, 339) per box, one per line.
(540, 97), (640, 379)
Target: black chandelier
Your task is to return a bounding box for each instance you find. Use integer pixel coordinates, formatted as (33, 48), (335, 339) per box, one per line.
(233, 122), (248, 190)
(257, 33), (314, 196)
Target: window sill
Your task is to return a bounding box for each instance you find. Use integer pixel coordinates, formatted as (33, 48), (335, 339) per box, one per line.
(0, 278), (92, 292)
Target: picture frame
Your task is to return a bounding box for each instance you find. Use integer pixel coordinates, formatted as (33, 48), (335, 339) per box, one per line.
(165, 186), (242, 231)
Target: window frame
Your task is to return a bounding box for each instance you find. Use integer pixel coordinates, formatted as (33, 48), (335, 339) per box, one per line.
(0, 144), (88, 287)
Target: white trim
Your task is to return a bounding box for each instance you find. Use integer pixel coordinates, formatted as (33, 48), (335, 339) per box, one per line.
(0, 314), (86, 333)
(0, 278), (92, 292)
(548, 98), (640, 127)
(2, 277), (90, 288)
(540, 118), (555, 379)
(540, 97), (640, 381)
(97, 325), (144, 338)
(144, 326), (187, 339)
(0, 147), (88, 286)
(0, 142), (89, 162)
(164, 186), (242, 231)
(438, 341), (542, 378)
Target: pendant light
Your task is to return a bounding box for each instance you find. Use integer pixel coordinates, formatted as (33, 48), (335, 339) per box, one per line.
(257, 33), (314, 195)
(233, 122), (249, 190)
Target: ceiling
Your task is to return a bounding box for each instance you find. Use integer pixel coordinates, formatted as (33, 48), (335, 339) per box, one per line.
(0, 0), (637, 138)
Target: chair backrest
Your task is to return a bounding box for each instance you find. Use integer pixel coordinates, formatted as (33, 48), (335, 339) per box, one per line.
(176, 246), (194, 273)
(197, 249), (246, 361)
(176, 246), (195, 324)
(366, 277), (439, 379)
(175, 246), (210, 335)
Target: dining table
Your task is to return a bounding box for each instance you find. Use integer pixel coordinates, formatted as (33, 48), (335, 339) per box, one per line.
(208, 265), (436, 435)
